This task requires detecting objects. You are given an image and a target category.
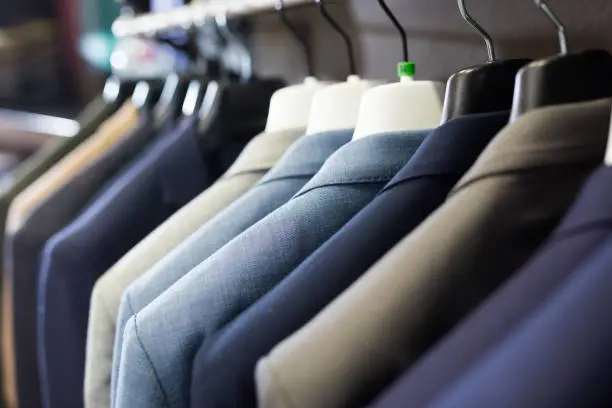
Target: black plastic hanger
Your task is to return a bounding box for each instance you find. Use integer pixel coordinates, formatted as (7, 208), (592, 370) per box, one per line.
(510, 0), (612, 121)
(442, 0), (530, 122)
(152, 73), (193, 130)
(131, 79), (164, 116)
(193, 14), (284, 153)
(102, 76), (136, 107)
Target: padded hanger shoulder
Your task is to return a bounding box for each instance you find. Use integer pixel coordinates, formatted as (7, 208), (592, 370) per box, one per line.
(511, 0), (612, 121)
(442, 59), (531, 121)
(196, 78), (284, 150)
(511, 50), (612, 121)
(442, 0), (530, 122)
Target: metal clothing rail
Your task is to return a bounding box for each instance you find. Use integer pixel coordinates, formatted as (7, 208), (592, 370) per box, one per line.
(0, 109), (79, 138)
(112, 0), (315, 38)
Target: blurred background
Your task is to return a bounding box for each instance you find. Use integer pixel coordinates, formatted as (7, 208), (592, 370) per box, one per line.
(0, 0), (611, 147)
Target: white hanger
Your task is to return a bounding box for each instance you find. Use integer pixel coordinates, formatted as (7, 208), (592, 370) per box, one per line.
(306, 0), (384, 135)
(306, 75), (384, 135)
(353, 70), (445, 139)
(266, 77), (334, 132)
(353, 1), (445, 140)
(265, 0), (335, 133)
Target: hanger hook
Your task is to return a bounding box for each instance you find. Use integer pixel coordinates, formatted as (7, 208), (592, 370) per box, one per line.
(377, 0), (408, 62)
(457, 0), (496, 63)
(314, 0), (356, 76)
(276, 0), (314, 76)
(215, 13), (253, 81)
(534, 0), (568, 55)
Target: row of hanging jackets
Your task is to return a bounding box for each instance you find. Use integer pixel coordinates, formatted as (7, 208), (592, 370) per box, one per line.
(2, 0), (612, 407)
(3, 84), (612, 408)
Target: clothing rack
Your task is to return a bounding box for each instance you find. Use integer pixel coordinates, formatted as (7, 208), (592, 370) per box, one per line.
(112, 0), (317, 38)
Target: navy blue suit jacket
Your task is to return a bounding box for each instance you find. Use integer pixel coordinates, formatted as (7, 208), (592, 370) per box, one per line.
(431, 235), (612, 408)
(6, 123), (155, 408)
(374, 165), (612, 408)
(189, 112), (510, 408)
(36, 117), (237, 408)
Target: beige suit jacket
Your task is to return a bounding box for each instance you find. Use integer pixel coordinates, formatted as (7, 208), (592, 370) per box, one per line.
(256, 98), (612, 408)
(84, 128), (305, 408)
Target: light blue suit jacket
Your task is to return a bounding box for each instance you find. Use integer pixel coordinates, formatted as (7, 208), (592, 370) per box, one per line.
(110, 129), (353, 404)
(114, 130), (429, 408)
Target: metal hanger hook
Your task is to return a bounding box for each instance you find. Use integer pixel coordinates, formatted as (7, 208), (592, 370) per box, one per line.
(215, 13), (253, 81)
(457, 0), (496, 63)
(276, 0), (314, 76)
(377, 0), (408, 62)
(534, 0), (568, 55)
(314, 0), (356, 75)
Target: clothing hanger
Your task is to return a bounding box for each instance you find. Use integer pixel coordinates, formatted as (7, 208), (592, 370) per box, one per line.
(265, 0), (334, 133)
(441, 0), (530, 122)
(153, 73), (195, 130)
(193, 13), (284, 152)
(102, 76), (136, 107)
(352, 0), (445, 139)
(305, 0), (383, 136)
(510, 0), (612, 122)
(131, 79), (163, 114)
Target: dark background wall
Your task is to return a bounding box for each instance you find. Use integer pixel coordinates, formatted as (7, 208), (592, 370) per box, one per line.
(249, 0), (612, 84)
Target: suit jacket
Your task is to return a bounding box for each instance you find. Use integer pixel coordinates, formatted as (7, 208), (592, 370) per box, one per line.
(36, 116), (236, 408)
(0, 96), (115, 408)
(109, 129), (352, 405)
(431, 236), (612, 408)
(85, 128), (305, 408)
(114, 130), (429, 408)
(189, 111), (510, 408)
(6, 122), (155, 408)
(256, 98), (612, 408)
(373, 164), (612, 408)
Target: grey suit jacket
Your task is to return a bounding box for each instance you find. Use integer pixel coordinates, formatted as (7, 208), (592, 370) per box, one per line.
(256, 98), (612, 408)
(85, 128), (304, 408)
(109, 129), (353, 406)
(114, 130), (428, 408)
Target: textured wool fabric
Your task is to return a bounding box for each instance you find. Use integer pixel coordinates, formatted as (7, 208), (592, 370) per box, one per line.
(37, 116), (241, 408)
(373, 165), (612, 408)
(85, 128), (305, 408)
(189, 111), (510, 408)
(0, 96), (115, 408)
(256, 98), (611, 408)
(431, 236), (612, 408)
(6, 122), (155, 408)
(114, 130), (429, 408)
(110, 129), (354, 406)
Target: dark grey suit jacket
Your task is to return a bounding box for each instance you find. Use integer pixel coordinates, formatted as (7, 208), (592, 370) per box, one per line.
(257, 98), (612, 408)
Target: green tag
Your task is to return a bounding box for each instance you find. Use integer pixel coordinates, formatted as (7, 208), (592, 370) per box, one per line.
(398, 61), (416, 78)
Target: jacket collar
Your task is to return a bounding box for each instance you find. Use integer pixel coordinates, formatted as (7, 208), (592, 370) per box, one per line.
(294, 130), (429, 198)
(453, 98), (611, 194)
(382, 111), (510, 192)
(258, 129), (354, 185)
(224, 128), (305, 178)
